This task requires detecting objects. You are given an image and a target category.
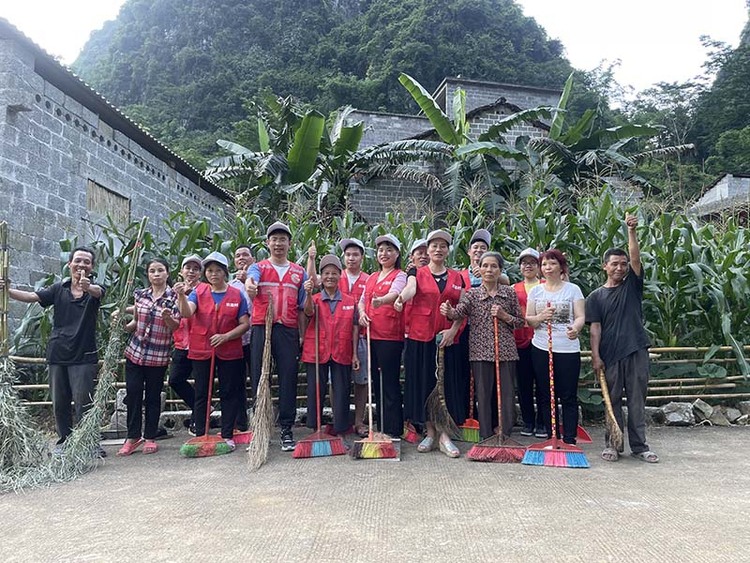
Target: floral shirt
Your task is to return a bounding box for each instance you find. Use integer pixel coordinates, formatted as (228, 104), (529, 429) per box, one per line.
(452, 284), (524, 362)
(125, 286), (180, 367)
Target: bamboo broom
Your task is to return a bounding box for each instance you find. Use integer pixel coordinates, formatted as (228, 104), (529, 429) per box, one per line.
(247, 301), (274, 470)
(598, 368), (624, 452)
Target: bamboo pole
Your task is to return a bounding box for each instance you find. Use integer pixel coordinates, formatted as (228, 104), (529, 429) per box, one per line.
(646, 393), (750, 402)
(0, 222), (8, 357)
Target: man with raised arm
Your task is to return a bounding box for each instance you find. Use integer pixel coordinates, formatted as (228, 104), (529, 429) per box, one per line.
(586, 214), (658, 463)
(245, 222), (308, 452)
(1, 247), (105, 455)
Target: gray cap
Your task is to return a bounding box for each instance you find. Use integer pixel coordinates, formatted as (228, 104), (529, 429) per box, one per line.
(374, 234), (401, 251)
(518, 248), (540, 263)
(202, 251), (229, 270)
(181, 254), (202, 268)
(409, 238), (428, 254)
(319, 254), (342, 272)
(427, 229), (452, 245)
(266, 221), (291, 238)
(470, 228), (491, 247)
(339, 237), (365, 254)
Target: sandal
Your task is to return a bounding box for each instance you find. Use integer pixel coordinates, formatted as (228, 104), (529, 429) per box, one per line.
(142, 440), (158, 455)
(631, 450), (659, 463)
(417, 436), (435, 453)
(117, 438), (144, 456)
(601, 447), (619, 462)
(439, 438), (460, 458)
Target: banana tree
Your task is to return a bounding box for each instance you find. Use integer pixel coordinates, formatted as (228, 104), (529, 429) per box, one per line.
(398, 72), (554, 206)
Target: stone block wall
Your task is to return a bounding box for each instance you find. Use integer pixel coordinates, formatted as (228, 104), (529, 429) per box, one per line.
(0, 33), (228, 325)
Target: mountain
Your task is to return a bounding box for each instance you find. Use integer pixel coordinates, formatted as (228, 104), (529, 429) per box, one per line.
(73, 0), (574, 165)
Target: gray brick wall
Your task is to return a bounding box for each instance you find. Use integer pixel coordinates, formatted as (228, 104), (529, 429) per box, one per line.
(0, 33), (228, 324)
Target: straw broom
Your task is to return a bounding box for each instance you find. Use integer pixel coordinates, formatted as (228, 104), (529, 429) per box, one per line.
(293, 300), (346, 458)
(522, 318), (589, 469)
(598, 367), (624, 452)
(424, 335), (461, 441)
(0, 222), (52, 492)
(467, 318), (526, 462)
(350, 326), (397, 459)
(247, 301), (274, 470)
(50, 217), (150, 481)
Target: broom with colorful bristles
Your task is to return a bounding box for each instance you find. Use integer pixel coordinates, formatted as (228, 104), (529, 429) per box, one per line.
(179, 345), (233, 457)
(522, 317), (589, 468)
(247, 301), (275, 470)
(350, 326), (397, 459)
(402, 421), (420, 443)
(459, 368), (480, 443)
(293, 301), (346, 458)
(467, 318), (526, 462)
(598, 367), (624, 452)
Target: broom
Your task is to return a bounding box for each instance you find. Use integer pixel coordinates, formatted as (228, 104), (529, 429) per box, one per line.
(402, 421), (420, 443)
(467, 318), (526, 462)
(350, 326), (397, 459)
(424, 333), (461, 441)
(459, 368), (480, 443)
(293, 300), (346, 458)
(179, 346), (233, 457)
(522, 318), (589, 468)
(598, 367), (624, 452)
(247, 301), (275, 470)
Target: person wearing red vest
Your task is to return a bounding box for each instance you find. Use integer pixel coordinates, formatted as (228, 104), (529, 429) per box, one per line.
(513, 248), (545, 438)
(302, 255), (360, 435)
(245, 221), (308, 452)
(396, 229), (465, 458)
(358, 234), (407, 438)
(338, 237), (370, 437)
(169, 254), (202, 435)
(176, 252), (249, 451)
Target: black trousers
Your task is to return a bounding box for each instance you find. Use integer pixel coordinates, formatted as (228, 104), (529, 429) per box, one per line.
(516, 345), (544, 429)
(369, 339), (404, 437)
(531, 346), (580, 443)
(471, 360), (517, 440)
(124, 359), (165, 440)
(305, 360), (351, 434)
(168, 348), (194, 411)
(235, 343), (251, 431)
(250, 324), (300, 429)
(193, 356), (244, 439)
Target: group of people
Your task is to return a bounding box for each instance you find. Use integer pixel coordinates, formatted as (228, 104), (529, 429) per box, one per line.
(2, 214), (659, 463)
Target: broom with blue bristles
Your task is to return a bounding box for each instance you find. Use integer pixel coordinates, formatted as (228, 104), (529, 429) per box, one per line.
(522, 318), (589, 469)
(293, 300), (346, 458)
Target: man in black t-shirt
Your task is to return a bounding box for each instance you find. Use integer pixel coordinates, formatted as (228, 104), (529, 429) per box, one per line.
(3, 247), (104, 452)
(586, 215), (658, 463)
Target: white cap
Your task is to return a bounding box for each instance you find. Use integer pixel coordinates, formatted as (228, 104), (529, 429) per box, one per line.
(181, 254), (202, 268)
(374, 234), (401, 251)
(426, 229), (452, 245)
(409, 238), (428, 254)
(339, 237), (365, 254)
(518, 248), (540, 263)
(202, 251), (229, 270)
(266, 221), (291, 237)
(319, 254), (343, 272)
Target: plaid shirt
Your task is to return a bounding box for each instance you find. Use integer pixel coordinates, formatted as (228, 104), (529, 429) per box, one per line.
(125, 286), (180, 366)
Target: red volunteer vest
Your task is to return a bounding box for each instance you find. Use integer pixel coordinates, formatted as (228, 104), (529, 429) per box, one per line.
(339, 271), (369, 338)
(173, 317), (191, 350)
(364, 269), (404, 342)
(408, 267), (464, 342)
(251, 260), (305, 328)
(188, 283), (244, 361)
(301, 293), (356, 364)
(513, 279), (542, 349)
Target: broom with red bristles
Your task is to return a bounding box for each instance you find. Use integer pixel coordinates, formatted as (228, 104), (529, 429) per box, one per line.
(467, 318), (526, 462)
(180, 347), (233, 457)
(350, 326), (397, 460)
(522, 317), (589, 468)
(459, 368), (480, 443)
(293, 301), (346, 458)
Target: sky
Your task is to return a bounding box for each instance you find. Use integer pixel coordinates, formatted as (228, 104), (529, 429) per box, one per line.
(0, 0), (747, 95)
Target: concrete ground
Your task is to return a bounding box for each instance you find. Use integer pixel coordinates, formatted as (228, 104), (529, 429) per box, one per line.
(1, 425), (748, 563)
